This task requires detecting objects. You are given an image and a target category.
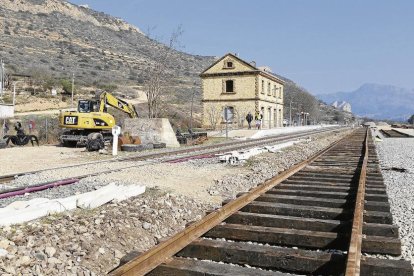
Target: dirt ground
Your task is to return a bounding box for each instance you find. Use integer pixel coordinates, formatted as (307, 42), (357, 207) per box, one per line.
(0, 144), (246, 206)
(14, 96), (70, 113)
(91, 162), (246, 205)
(0, 145), (114, 175)
(0, 135), (231, 176)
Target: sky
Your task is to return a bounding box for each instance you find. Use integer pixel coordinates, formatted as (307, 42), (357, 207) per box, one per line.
(69, 0), (414, 95)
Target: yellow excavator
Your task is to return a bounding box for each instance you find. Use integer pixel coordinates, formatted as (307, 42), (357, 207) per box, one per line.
(59, 92), (138, 150)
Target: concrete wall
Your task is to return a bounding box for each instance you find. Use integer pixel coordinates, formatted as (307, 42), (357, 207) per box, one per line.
(123, 118), (180, 147)
(0, 104), (14, 119)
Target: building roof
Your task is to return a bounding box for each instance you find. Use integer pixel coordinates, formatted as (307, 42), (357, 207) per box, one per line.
(200, 53), (285, 85)
(200, 53), (256, 74)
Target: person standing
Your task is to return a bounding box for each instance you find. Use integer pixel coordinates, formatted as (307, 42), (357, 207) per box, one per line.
(255, 112), (261, 130)
(3, 120), (9, 135)
(246, 112), (253, 129)
(259, 112), (263, 129)
(28, 120), (34, 133)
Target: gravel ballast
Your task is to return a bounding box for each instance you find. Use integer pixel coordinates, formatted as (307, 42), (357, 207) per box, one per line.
(376, 137), (414, 268)
(0, 129), (352, 275)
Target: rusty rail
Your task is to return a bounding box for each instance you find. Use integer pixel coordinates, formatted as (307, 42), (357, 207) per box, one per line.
(109, 129), (354, 276)
(0, 127), (341, 186)
(380, 129), (412, 138)
(345, 128), (369, 276)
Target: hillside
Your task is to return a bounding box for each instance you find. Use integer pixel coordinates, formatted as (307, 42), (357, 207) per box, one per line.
(318, 83), (414, 121)
(0, 0), (353, 126)
(0, 0), (214, 97)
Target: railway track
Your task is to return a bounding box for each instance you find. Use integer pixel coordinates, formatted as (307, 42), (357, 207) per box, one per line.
(110, 128), (412, 276)
(0, 127), (341, 185)
(380, 129), (412, 138)
(0, 127), (342, 198)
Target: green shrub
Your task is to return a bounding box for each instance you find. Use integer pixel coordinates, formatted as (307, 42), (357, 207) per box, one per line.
(60, 79), (73, 94)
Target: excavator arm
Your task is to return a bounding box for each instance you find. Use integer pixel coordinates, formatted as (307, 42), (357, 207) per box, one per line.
(99, 92), (138, 118)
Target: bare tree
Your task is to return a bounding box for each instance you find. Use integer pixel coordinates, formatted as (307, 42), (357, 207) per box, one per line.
(283, 82), (320, 124)
(143, 25), (184, 118)
(234, 106), (250, 128)
(206, 105), (221, 130)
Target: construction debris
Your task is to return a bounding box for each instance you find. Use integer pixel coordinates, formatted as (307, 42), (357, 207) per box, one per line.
(176, 129), (208, 145)
(217, 140), (304, 164)
(0, 183), (146, 226)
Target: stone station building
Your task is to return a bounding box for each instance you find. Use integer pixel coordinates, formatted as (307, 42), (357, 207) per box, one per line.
(200, 53), (284, 129)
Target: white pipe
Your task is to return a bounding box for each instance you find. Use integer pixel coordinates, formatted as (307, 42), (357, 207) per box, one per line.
(112, 134), (118, 156)
(12, 81), (22, 106)
(112, 126), (121, 156)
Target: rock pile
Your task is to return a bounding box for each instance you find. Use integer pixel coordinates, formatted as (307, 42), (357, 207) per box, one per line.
(376, 138), (414, 268)
(0, 190), (209, 275)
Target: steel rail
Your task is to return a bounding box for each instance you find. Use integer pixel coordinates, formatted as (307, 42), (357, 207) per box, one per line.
(109, 129), (356, 276)
(380, 129), (412, 138)
(0, 128), (344, 198)
(0, 127), (341, 184)
(0, 130), (324, 199)
(345, 128), (369, 276)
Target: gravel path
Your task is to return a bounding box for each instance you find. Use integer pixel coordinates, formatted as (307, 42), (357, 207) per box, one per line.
(0, 129), (352, 275)
(376, 137), (414, 268)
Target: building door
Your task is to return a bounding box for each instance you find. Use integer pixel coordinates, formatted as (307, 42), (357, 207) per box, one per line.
(260, 107), (265, 129)
(268, 107), (272, 129)
(279, 109), (282, 127)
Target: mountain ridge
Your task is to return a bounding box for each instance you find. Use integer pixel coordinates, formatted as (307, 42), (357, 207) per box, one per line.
(317, 83), (414, 121)
(0, 0), (353, 125)
(1, 0), (143, 33)
(0, 0), (214, 89)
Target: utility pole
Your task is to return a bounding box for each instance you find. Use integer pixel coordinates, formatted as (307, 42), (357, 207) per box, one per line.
(190, 90), (195, 131)
(189, 82), (197, 131)
(0, 59), (4, 96)
(288, 99), (296, 127)
(71, 72), (74, 108)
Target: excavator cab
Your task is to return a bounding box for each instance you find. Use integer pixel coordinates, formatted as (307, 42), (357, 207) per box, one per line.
(78, 100), (99, 113)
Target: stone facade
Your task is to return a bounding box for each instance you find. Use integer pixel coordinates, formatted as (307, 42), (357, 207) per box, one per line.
(200, 53), (284, 129)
